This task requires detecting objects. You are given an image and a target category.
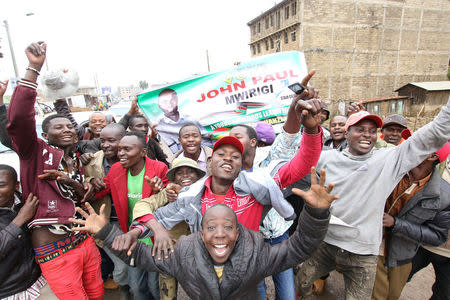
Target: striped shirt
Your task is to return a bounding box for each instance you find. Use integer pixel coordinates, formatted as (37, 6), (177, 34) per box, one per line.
(4, 276), (46, 300)
(201, 177), (263, 232)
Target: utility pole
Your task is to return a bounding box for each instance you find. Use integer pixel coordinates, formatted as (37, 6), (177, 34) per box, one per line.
(206, 49), (210, 72)
(3, 20), (19, 77)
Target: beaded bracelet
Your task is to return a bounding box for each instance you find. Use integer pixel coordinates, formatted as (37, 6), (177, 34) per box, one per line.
(26, 66), (40, 75)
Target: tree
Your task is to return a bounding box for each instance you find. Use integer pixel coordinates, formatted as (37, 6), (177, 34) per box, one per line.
(139, 80), (149, 90)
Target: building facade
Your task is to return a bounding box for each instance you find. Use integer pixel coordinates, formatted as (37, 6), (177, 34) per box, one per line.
(118, 86), (141, 100)
(248, 0), (450, 101)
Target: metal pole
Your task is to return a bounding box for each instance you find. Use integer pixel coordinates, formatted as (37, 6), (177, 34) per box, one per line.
(3, 20), (19, 77)
(206, 49), (210, 72)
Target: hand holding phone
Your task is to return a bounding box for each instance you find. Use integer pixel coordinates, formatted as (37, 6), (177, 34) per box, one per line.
(288, 82), (306, 95)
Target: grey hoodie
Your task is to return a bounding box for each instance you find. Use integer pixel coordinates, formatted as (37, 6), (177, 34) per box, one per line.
(316, 100), (450, 255)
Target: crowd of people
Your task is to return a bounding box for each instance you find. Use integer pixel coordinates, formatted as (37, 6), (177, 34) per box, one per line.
(0, 41), (449, 300)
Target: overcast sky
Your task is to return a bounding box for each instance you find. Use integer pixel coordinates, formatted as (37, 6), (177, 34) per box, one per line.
(0, 0), (279, 93)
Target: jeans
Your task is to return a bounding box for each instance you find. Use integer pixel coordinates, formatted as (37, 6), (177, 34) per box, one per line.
(296, 241), (377, 300)
(98, 246), (115, 281)
(257, 231), (295, 300)
(102, 222), (129, 286)
(103, 246), (129, 286)
(127, 266), (160, 300)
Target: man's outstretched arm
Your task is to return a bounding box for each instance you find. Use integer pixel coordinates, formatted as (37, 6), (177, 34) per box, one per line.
(6, 42), (46, 159)
(260, 168), (336, 277)
(274, 98), (323, 189)
(70, 203), (178, 277)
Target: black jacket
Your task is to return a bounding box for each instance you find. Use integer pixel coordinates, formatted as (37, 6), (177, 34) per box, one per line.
(97, 204), (330, 299)
(0, 204), (41, 297)
(385, 170), (450, 267)
(0, 104), (13, 150)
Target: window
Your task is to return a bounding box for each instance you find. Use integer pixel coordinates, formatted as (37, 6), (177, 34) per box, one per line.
(276, 40), (281, 52)
(397, 101), (403, 114)
(265, 17), (269, 29)
(284, 31), (288, 43)
(292, 1), (297, 15)
(270, 14), (274, 26)
(391, 102), (396, 113)
(252, 45), (256, 55)
(285, 6), (290, 19)
(374, 105), (379, 114)
(276, 10), (281, 29)
(291, 31), (296, 41)
(257, 22), (261, 33)
(265, 40), (269, 50)
(257, 43), (261, 53)
(270, 38), (274, 49)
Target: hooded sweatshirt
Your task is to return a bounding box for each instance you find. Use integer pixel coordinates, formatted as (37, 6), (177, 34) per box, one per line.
(316, 100), (450, 255)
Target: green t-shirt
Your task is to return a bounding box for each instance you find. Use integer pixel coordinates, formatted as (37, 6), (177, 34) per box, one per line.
(127, 166), (152, 245)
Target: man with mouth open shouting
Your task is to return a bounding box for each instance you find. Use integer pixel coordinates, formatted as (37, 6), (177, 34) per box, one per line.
(113, 96), (323, 263)
(71, 167), (337, 299)
(295, 100), (450, 299)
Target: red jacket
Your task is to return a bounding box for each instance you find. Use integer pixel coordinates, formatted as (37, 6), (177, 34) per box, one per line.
(7, 82), (84, 227)
(96, 157), (169, 233)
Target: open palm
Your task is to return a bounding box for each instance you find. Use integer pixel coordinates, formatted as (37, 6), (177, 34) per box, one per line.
(69, 203), (107, 234)
(292, 167), (338, 208)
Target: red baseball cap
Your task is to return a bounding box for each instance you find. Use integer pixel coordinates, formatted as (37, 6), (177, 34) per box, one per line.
(212, 136), (244, 155)
(345, 111), (383, 131)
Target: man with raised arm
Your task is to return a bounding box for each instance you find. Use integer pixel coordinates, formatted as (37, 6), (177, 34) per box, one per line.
(6, 42), (103, 299)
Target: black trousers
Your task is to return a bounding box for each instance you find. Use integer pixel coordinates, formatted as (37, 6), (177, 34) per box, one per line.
(409, 246), (450, 300)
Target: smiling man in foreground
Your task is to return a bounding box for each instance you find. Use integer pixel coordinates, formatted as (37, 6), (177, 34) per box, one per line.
(295, 101), (450, 299)
(71, 168), (336, 299)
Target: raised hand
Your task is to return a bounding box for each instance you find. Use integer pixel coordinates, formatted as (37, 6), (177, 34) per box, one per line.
(112, 228), (141, 256)
(292, 167), (338, 208)
(69, 203), (107, 234)
(0, 80), (8, 99)
(128, 97), (140, 115)
(150, 124), (159, 139)
(13, 193), (39, 227)
(347, 101), (365, 116)
(145, 176), (163, 193)
(295, 99), (323, 134)
(25, 41), (46, 71)
(299, 69), (319, 100)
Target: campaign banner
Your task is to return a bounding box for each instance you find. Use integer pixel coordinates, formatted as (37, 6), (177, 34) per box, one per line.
(137, 51), (308, 153)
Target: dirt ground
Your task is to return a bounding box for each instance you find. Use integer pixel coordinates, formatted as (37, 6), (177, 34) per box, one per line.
(105, 263), (435, 299)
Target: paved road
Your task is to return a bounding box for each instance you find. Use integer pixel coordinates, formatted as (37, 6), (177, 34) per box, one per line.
(105, 264), (435, 299)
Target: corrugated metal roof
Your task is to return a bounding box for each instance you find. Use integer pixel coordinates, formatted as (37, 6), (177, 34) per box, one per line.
(357, 96), (409, 103)
(395, 81), (450, 92)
